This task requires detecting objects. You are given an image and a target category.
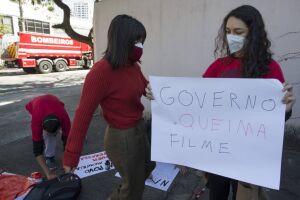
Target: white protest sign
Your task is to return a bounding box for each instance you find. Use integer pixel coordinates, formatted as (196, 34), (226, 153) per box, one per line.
(115, 162), (179, 191)
(150, 76), (286, 190)
(74, 151), (114, 178)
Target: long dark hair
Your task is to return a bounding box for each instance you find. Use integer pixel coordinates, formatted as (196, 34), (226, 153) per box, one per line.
(214, 5), (272, 78)
(104, 14), (146, 70)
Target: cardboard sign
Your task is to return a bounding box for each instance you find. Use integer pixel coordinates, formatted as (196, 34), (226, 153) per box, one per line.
(75, 151), (114, 178)
(150, 76), (286, 189)
(116, 162), (179, 191)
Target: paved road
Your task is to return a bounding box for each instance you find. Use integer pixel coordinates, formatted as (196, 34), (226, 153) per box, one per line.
(0, 68), (87, 102)
(0, 68), (89, 145)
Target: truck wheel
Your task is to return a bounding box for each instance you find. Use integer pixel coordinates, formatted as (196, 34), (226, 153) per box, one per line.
(38, 60), (52, 74)
(23, 68), (36, 74)
(54, 60), (67, 72)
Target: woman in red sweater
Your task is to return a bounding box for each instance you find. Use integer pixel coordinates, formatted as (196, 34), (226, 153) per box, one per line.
(63, 15), (155, 200)
(202, 5), (296, 200)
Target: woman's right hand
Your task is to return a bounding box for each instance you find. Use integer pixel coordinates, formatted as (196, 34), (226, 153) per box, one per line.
(46, 172), (57, 180)
(63, 165), (76, 173)
(282, 82), (296, 113)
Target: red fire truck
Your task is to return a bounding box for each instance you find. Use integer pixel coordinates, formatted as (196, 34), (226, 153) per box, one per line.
(1, 32), (92, 73)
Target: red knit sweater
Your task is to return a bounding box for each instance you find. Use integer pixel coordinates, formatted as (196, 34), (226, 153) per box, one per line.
(203, 58), (285, 83)
(26, 94), (71, 142)
(63, 58), (148, 167)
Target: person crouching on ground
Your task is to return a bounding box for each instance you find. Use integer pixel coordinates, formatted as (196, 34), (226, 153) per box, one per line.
(26, 94), (71, 180)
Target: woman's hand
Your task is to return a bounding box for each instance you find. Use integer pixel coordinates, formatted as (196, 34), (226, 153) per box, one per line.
(64, 165), (76, 173)
(282, 82), (296, 113)
(46, 172), (57, 180)
(145, 84), (154, 100)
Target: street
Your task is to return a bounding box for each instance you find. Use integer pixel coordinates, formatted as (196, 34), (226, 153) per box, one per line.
(0, 68), (88, 145)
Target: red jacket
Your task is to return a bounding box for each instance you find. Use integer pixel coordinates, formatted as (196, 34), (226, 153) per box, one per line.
(26, 94), (71, 142)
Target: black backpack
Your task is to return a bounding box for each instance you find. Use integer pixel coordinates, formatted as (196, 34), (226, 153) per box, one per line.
(24, 173), (81, 200)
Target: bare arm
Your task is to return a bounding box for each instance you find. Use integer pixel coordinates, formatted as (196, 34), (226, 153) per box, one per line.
(35, 155), (56, 180)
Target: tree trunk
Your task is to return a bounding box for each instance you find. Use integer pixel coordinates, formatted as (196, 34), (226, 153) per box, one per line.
(18, 0), (25, 32)
(52, 0), (93, 48)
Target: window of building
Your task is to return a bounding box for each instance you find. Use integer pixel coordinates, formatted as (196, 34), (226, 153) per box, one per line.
(0, 16), (14, 34)
(73, 2), (89, 20)
(19, 19), (50, 34)
(25, 19), (35, 32)
(42, 22), (50, 34)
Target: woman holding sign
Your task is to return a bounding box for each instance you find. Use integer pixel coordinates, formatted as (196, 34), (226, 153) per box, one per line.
(202, 5), (296, 200)
(63, 15), (155, 200)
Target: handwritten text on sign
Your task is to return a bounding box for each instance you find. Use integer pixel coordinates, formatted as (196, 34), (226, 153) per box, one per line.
(150, 76), (285, 190)
(74, 151), (114, 178)
(116, 162), (179, 191)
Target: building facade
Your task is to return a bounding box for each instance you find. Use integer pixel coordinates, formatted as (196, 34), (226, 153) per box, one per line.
(0, 0), (94, 37)
(94, 0), (300, 125)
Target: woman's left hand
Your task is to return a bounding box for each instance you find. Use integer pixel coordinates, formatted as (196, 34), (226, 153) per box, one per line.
(145, 84), (154, 100)
(282, 82), (296, 113)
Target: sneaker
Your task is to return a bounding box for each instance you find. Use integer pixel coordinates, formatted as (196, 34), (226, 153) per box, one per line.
(45, 157), (57, 170)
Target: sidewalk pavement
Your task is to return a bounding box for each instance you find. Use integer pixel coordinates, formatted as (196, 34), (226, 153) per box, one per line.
(0, 112), (299, 200)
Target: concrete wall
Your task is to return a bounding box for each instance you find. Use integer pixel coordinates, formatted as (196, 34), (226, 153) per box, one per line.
(94, 0), (300, 125)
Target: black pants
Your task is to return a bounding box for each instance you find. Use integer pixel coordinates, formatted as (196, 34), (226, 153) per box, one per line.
(208, 173), (238, 200)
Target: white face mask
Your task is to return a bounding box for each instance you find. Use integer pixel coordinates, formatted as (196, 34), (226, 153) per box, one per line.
(226, 34), (245, 54)
(135, 42), (143, 49)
